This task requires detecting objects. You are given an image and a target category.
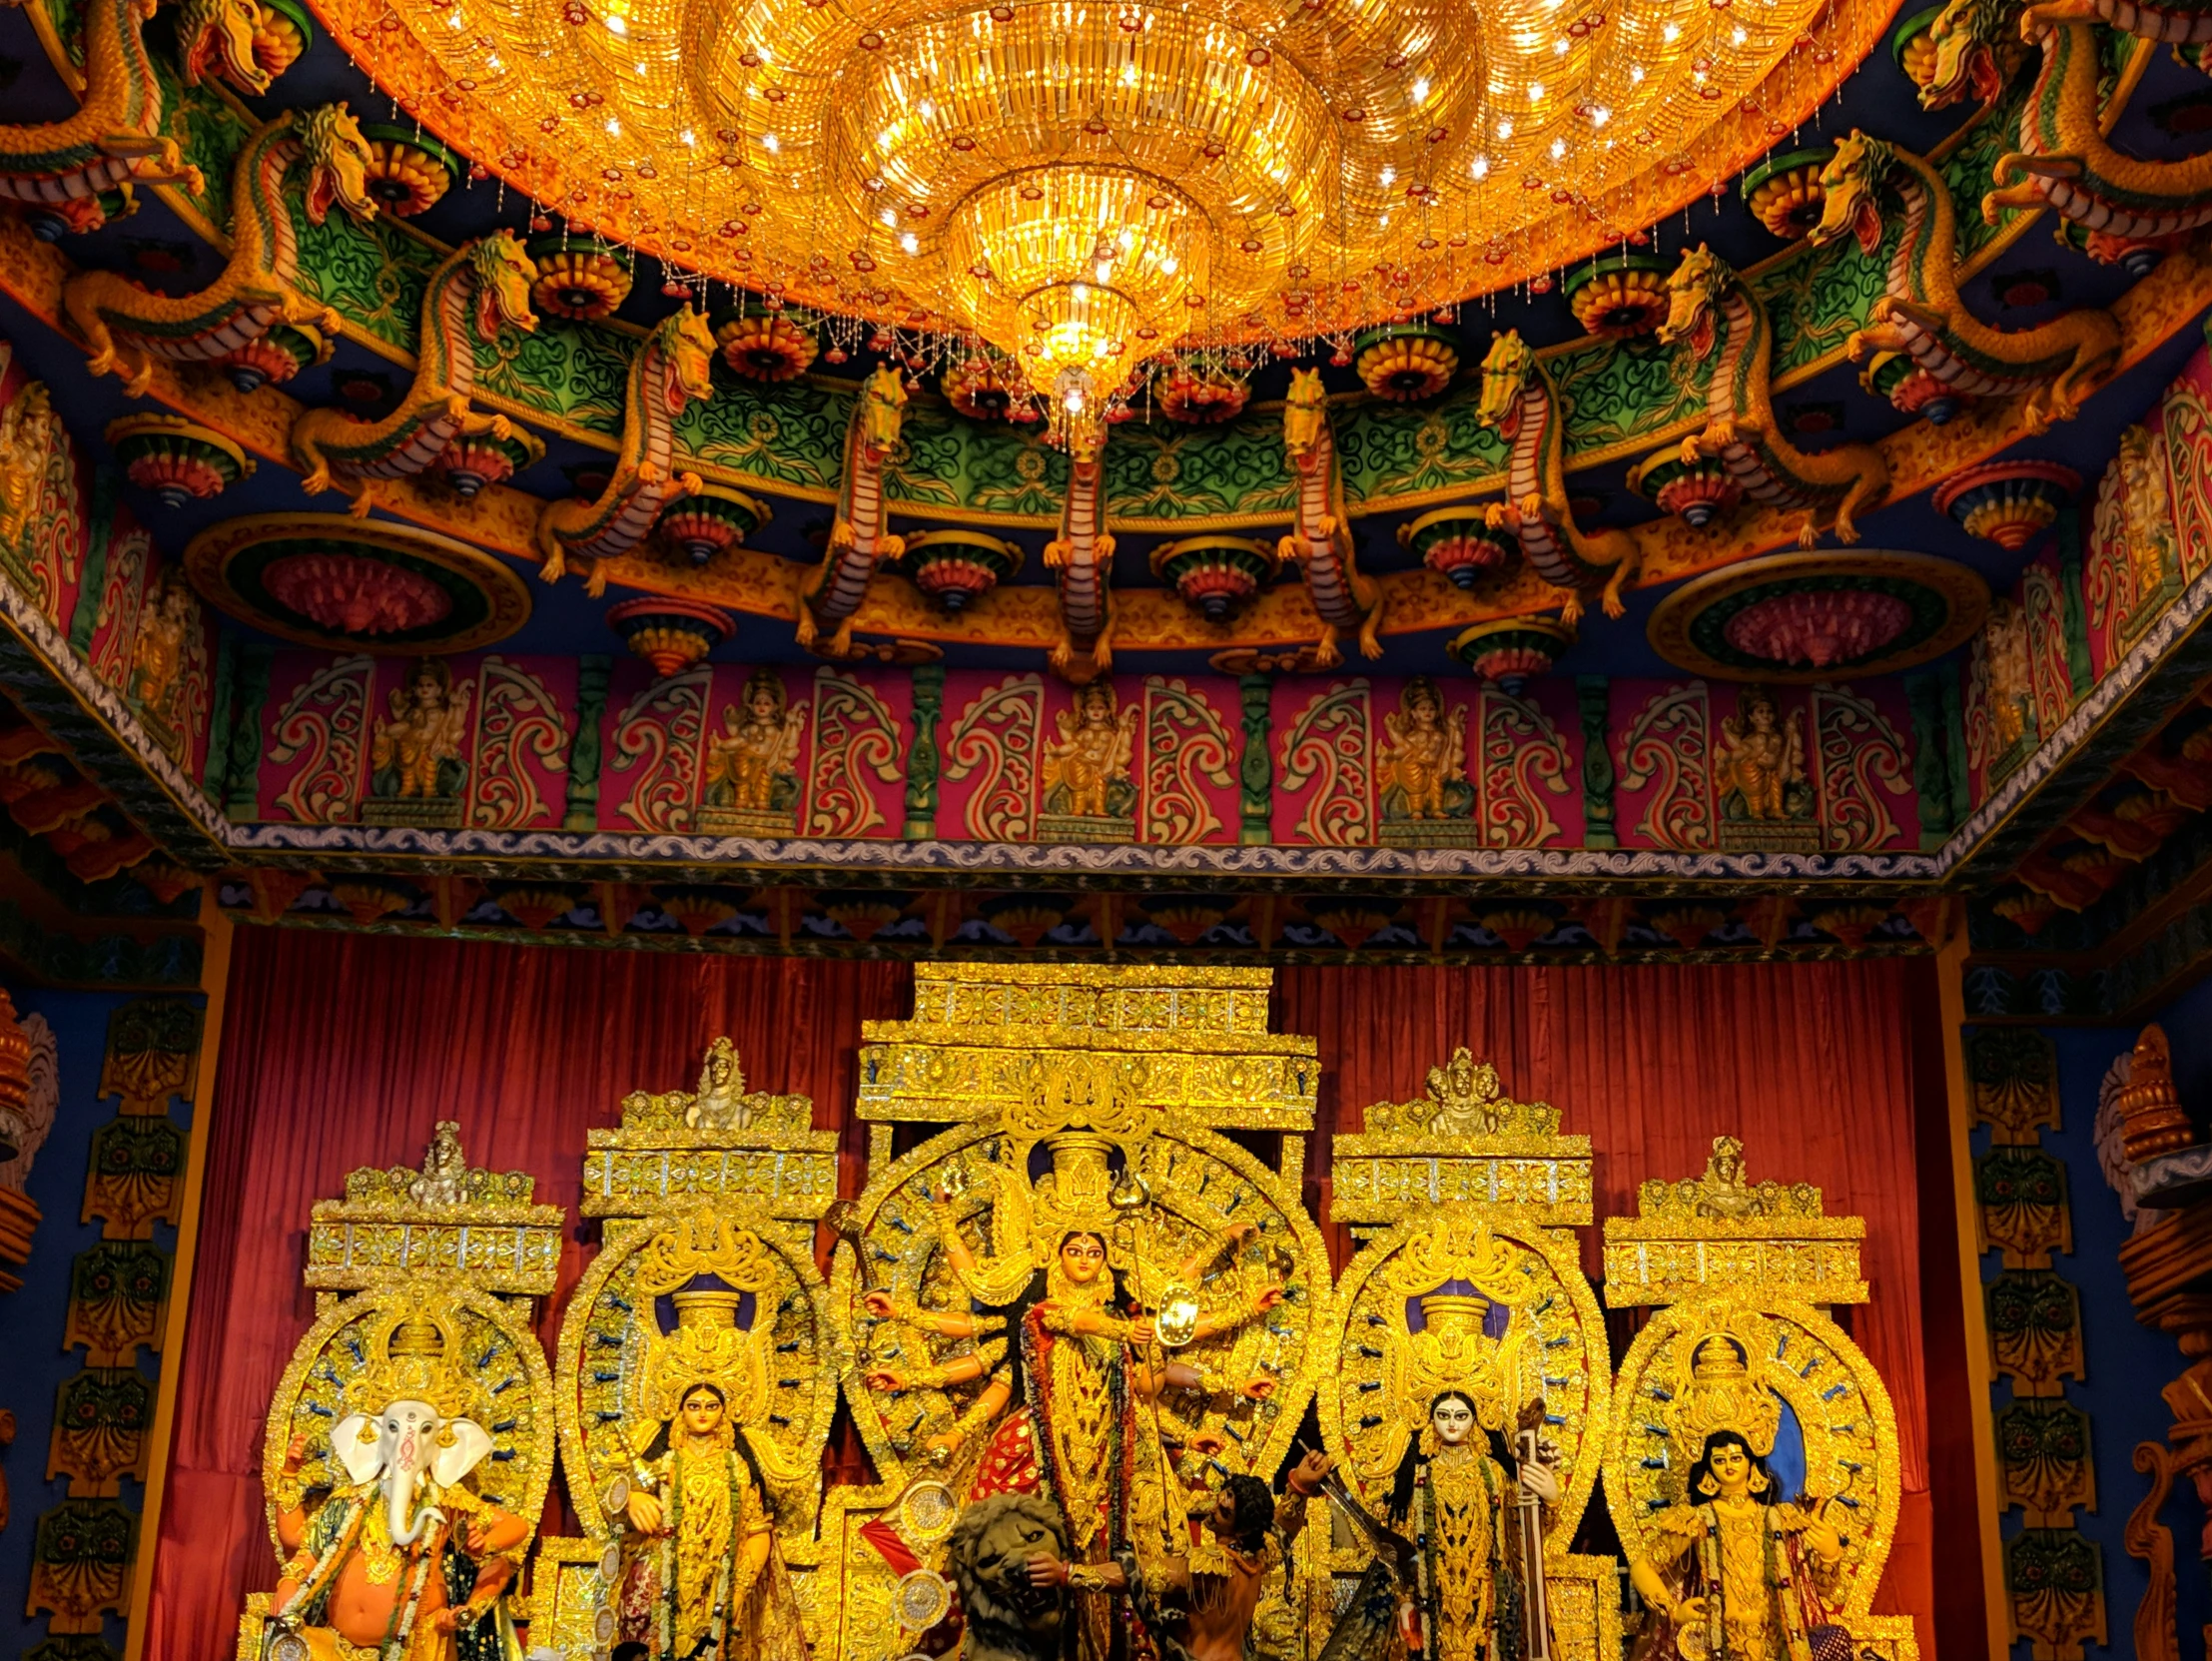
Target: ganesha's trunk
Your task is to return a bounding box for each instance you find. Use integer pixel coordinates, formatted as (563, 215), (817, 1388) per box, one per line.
(387, 1434), (426, 1545)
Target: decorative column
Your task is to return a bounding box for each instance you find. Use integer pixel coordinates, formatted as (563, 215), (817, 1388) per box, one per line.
(904, 662), (944, 839)
(1237, 673), (1271, 844)
(26, 1001), (201, 1658)
(1966, 1027), (2103, 1661)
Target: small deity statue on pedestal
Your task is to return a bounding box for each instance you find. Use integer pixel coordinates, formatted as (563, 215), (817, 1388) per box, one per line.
(406, 1121), (470, 1207)
(701, 668), (805, 815)
(1625, 1335), (1844, 1661)
(266, 1302), (528, 1661)
(370, 660), (472, 803)
(1379, 677), (1470, 823)
(1042, 681), (1138, 820)
(1713, 686), (1807, 823)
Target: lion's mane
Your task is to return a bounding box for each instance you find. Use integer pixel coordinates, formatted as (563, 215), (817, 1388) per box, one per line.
(947, 1492), (1072, 1661)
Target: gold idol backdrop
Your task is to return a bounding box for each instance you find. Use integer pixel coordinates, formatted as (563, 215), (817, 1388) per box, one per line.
(233, 963), (1917, 1661)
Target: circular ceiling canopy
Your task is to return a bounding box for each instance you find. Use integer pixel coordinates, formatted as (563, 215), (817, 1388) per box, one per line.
(332, 0), (1879, 394)
(184, 514), (534, 653)
(1647, 551), (1990, 682)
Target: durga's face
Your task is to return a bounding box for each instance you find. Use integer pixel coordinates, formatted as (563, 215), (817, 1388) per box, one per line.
(1058, 1233), (1107, 1285)
(1430, 1395), (1476, 1446)
(681, 1386), (726, 1436)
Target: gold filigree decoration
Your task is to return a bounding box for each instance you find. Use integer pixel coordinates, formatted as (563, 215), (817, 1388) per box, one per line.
(1362, 1048), (1562, 1137)
(343, 1295), (484, 1424)
(1635, 1135), (1822, 1220)
(309, 1124), (566, 1298)
(635, 1208), (781, 1296)
(615, 1036), (815, 1137)
(340, 1120), (540, 1210)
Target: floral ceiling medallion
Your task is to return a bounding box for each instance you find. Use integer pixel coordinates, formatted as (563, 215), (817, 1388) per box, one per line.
(331, 0), (1880, 399)
(182, 513), (533, 654)
(1647, 550), (1989, 682)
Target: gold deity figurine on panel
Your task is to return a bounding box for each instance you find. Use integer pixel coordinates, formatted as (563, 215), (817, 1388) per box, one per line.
(1603, 1138), (1916, 1661)
(243, 1125), (562, 1661)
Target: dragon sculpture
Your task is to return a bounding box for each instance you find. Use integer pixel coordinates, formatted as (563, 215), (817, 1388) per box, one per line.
(532, 308), (715, 593)
(795, 365), (907, 658)
(1809, 130), (2121, 430)
(60, 104), (376, 399)
(1044, 408), (1116, 681)
(290, 232), (543, 516)
(1652, 246), (1890, 546)
(1473, 332), (1639, 624)
(0, 0), (264, 238)
(1981, 0), (2212, 259)
(1276, 368), (1383, 666)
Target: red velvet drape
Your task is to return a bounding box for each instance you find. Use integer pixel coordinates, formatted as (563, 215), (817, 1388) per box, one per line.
(146, 934), (1963, 1661)
(144, 929), (909, 1661)
(1274, 960), (1942, 1653)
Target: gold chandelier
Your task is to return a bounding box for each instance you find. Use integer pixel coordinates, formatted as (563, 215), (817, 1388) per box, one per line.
(336, 0), (1877, 395)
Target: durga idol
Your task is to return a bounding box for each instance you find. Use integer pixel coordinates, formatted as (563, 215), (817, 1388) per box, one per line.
(863, 1132), (1284, 1661)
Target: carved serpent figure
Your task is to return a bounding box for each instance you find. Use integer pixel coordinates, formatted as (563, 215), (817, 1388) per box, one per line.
(1044, 409), (1116, 681)
(1654, 245), (1889, 546)
(1809, 130), (2120, 430)
(532, 308), (714, 593)
(290, 232), (542, 516)
(1988, 1), (2212, 253)
(60, 104), (376, 399)
(1276, 368), (1383, 666)
(1474, 332), (1639, 624)
(796, 364), (907, 657)
(0, 0), (261, 237)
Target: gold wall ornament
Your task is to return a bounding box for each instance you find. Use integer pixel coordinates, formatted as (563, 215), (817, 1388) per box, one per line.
(1330, 1048), (1592, 1231)
(1602, 1135), (1867, 1306)
(856, 963), (1319, 1133)
(307, 1121), (565, 1297)
(1601, 1138), (1911, 1658)
(580, 1035), (839, 1223)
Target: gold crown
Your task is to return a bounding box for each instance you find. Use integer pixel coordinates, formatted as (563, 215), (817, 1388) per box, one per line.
(1417, 1292), (1494, 1328)
(346, 1298), (478, 1422)
(1669, 1316), (1780, 1465)
(1692, 1335), (1750, 1380)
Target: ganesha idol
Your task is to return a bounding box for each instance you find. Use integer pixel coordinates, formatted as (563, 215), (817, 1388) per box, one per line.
(263, 1301), (529, 1661)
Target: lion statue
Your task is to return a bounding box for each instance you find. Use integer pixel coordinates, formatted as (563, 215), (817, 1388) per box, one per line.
(947, 1492), (1072, 1661)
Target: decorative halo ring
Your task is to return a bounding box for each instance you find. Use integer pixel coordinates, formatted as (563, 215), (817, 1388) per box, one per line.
(184, 513), (531, 654)
(1647, 550), (1987, 682)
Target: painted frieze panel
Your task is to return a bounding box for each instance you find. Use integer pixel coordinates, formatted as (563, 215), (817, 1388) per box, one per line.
(2161, 350), (2212, 586)
(84, 520), (217, 785)
(1273, 678), (1375, 847)
(0, 351), (86, 632)
(805, 667), (909, 840)
(1614, 680), (1716, 852)
(1138, 676), (1239, 846)
(941, 671), (1044, 843)
(2020, 554), (2074, 744)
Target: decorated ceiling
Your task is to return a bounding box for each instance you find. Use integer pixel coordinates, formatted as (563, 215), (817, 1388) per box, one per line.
(2, 0), (2212, 1000)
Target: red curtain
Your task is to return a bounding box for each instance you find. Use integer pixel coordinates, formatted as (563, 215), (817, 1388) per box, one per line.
(143, 928), (910, 1661)
(1274, 959), (1943, 1652)
(146, 935), (1965, 1661)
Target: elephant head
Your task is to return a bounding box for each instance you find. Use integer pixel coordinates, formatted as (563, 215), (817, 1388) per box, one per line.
(335, 1306), (492, 1547)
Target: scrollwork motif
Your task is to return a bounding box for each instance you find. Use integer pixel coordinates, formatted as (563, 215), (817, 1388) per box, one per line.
(269, 655), (373, 824)
(1479, 686), (1571, 848)
(608, 664), (708, 833)
(807, 668), (902, 838)
(945, 675), (1043, 842)
(1139, 676), (1233, 845)
(1617, 682), (1714, 850)
(1278, 680), (1373, 847)
(1813, 684), (1909, 853)
(468, 656), (570, 830)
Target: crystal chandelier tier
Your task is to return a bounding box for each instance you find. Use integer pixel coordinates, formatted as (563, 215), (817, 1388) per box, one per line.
(337, 0), (1874, 394)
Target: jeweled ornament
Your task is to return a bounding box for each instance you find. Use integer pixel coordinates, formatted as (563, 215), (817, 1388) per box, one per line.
(1649, 550), (1988, 681)
(1354, 326), (1461, 402)
(899, 528), (1024, 613)
(1630, 450), (1743, 529)
(606, 596), (735, 677)
(1933, 459), (2081, 550)
(1150, 534), (1281, 622)
(942, 359), (1023, 421)
(361, 125), (459, 217)
(1565, 255), (1671, 339)
(526, 237), (632, 322)
(263, 553), (451, 635)
(1448, 615), (1576, 693)
(1740, 147), (1834, 239)
(715, 312), (820, 381)
(105, 415), (256, 508)
(1156, 368), (1250, 424)
(655, 486), (768, 563)
(1398, 508), (1517, 589)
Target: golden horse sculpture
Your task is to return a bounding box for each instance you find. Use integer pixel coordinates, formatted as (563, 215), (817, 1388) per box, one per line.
(1277, 368), (1384, 667)
(60, 104), (377, 399)
(289, 232), (543, 516)
(0, 0), (263, 238)
(1475, 333), (1639, 624)
(1808, 129), (2120, 431)
(1651, 246), (1889, 546)
(533, 309), (716, 595)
